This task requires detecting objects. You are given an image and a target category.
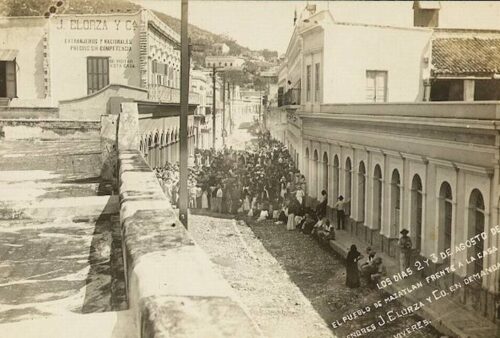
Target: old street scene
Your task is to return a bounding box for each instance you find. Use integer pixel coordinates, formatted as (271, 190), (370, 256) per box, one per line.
(0, 0), (500, 337)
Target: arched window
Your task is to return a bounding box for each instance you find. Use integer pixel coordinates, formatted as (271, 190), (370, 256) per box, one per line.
(358, 161), (366, 222)
(411, 175), (423, 252)
(391, 169), (401, 238)
(373, 164), (382, 229)
(323, 152), (328, 196)
(439, 182), (453, 266)
(312, 150), (319, 198)
(468, 189), (485, 276)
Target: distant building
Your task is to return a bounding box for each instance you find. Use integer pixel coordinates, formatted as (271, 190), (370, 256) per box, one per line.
(212, 42), (230, 55)
(205, 55), (245, 70)
(0, 9), (187, 112)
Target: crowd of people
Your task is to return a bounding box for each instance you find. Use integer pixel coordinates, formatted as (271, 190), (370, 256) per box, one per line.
(153, 131), (390, 289)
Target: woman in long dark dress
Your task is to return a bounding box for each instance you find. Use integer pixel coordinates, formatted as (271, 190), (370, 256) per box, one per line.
(346, 244), (363, 288)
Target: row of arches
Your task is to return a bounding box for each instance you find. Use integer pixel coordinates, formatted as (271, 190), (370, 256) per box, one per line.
(304, 147), (486, 275)
(139, 126), (196, 168)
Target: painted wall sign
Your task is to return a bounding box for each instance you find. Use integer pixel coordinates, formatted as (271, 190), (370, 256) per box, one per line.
(55, 19), (138, 31)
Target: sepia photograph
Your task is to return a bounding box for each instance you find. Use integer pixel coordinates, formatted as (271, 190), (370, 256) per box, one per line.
(0, 0), (499, 337)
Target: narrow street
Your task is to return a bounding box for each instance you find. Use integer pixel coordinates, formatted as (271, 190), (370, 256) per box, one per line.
(188, 212), (443, 338)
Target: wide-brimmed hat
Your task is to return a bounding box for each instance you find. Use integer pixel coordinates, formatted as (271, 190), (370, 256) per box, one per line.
(400, 229), (409, 235)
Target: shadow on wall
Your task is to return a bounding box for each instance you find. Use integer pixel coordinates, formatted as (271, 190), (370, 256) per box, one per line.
(81, 196), (127, 314)
(34, 36), (46, 99)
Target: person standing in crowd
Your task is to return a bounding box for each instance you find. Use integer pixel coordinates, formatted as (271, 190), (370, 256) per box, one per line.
(295, 186), (305, 206)
(196, 185), (203, 208)
(242, 188), (251, 213)
(316, 189), (328, 219)
(334, 195), (347, 230)
(346, 244), (363, 288)
(287, 196), (299, 231)
(300, 175), (307, 206)
(398, 229), (412, 271)
(201, 188), (209, 209)
(210, 186), (217, 212)
(189, 184), (198, 208)
(216, 184), (223, 213)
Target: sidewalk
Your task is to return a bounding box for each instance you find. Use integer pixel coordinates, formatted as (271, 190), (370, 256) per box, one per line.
(330, 230), (498, 338)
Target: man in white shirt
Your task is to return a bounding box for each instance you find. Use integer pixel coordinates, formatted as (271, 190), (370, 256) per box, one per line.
(295, 187), (305, 205)
(216, 185), (223, 213)
(334, 195), (347, 230)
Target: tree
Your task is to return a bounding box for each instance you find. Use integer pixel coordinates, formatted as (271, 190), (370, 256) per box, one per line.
(1, 0), (51, 16)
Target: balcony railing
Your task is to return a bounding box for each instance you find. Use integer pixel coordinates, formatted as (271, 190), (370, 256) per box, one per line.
(278, 88), (301, 107)
(149, 84), (200, 105)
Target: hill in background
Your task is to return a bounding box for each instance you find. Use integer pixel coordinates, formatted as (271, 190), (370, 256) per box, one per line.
(0, 0), (277, 88)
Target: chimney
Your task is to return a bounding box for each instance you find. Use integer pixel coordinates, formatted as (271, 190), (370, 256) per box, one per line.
(413, 1), (441, 28)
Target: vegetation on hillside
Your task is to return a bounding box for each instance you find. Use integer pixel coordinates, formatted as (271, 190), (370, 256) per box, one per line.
(0, 0), (277, 89)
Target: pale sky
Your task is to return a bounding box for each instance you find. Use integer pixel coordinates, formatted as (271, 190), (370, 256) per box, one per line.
(132, 1), (500, 54)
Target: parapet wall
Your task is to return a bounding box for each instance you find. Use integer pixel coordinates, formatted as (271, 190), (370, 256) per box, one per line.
(0, 119), (100, 140)
(117, 103), (261, 338)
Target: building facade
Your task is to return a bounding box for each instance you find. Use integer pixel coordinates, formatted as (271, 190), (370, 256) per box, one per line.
(0, 10), (197, 109)
(205, 55), (245, 70)
(270, 2), (500, 322)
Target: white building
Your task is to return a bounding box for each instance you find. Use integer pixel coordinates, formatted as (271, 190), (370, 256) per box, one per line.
(269, 2), (500, 323)
(212, 42), (230, 55)
(0, 9), (189, 115)
(205, 55), (245, 70)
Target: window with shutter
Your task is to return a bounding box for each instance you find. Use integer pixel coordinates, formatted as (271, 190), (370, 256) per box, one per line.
(314, 63), (320, 102)
(366, 70), (387, 102)
(87, 57), (109, 94)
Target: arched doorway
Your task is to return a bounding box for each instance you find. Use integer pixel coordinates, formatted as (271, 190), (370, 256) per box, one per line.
(439, 182), (453, 266)
(390, 169), (401, 238)
(345, 158), (352, 215)
(411, 175), (423, 252)
(312, 150), (319, 199)
(323, 152), (328, 197)
(175, 129), (180, 163)
(333, 155), (339, 200)
(358, 161), (366, 222)
(373, 164), (382, 229)
(159, 132), (165, 167)
(304, 148), (310, 194)
(147, 135), (153, 167)
(468, 189), (485, 276)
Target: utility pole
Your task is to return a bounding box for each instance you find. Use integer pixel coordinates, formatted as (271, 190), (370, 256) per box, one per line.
(259, 90), (262, 124)
(222, 73), (226, 147)
(227, 82), (232, 135)
(179, 0), (189, 228)
(212, 64), (216, 149)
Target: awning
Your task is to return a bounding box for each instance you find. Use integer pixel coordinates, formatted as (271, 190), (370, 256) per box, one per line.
(0, 49), (18, 61)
